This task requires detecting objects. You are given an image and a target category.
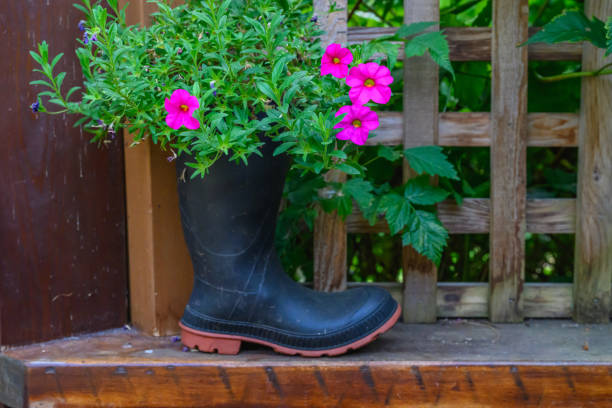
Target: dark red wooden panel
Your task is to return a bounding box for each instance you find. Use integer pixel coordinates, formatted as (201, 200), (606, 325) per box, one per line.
(0, 1), (128, 345)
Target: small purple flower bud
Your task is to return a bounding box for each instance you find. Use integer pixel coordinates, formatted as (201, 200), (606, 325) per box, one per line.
(213, 90), (217, 97)
(108, 129), (116, 140)
(310, 15), (318, 23)
(97, 119), (104, 126)
(30, 101), (40, 113)
(167, 155), (175, 162)
(83, 32), (89, 45)
(171, 336), (181, 343)
(78, 20), (86, 31)
(177, 47), (183, 54)
(182, 346), (190, 352)
(91, 33), (97, 42)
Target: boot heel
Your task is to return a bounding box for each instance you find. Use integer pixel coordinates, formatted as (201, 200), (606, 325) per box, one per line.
(180, 327), (242, 355)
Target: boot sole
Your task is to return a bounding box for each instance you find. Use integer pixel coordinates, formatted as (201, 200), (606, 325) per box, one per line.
(179, 304), (401, 357)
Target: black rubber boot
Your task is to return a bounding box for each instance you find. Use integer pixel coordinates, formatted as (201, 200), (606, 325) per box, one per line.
(176, 141), (400, 356)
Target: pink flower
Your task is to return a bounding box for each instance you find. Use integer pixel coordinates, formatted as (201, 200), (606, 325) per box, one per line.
(334, 105), (379, 145)
(320, 43), (353, 79)
(164, 89), (200, 130)
(345, 62), (394, 105)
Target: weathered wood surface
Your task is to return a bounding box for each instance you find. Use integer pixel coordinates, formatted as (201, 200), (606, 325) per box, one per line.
(348, 26), (583, 61)
(573, 1), (612, 324)
(401, 0), (439, 324)
(119, 0), (193, 336)
(347, 198), (575, 234)
(0, 0), (128, 346)
(312, 0), (348, 292)
(371, 112), (578, 147)
(349, 282), (574, 318)
(489, 0), (528, 323)
(2, 321), (612, 407)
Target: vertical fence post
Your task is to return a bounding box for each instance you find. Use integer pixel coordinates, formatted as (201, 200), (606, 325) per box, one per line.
(489, 0), (528, 322)
(573, 1), (612, 323)
(401, 0), (440, 323)
(313, 0), (348, 292)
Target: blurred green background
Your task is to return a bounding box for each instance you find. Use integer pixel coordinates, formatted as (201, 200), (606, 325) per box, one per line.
(277, 0), (582, 285)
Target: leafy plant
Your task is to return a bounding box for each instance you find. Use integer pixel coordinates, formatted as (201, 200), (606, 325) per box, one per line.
(524, 10), (612, 81)
(30, 0), (459, 265)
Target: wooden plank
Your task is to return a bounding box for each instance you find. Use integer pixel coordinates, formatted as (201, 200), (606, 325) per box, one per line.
(352, 282), (572, 318)
(4, 321), (612, 407)
(0, 0), (128, 346)
(348, 26), (582, 61)
(369, 112), (578, 147)
(573, 0), (612, 323)
(401, 0), (439, 323)
(489, 0), (528, 323)
(347, 198), (575, 234)
(120, 0), (193, 336)
(312, 0), (348, 292)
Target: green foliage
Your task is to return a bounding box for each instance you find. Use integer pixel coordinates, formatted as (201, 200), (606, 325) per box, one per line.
(524, 11), (607, 49)
(402, 210), (448, 265)
(607, 17), (612, 56)
(31, 0), (459, 266)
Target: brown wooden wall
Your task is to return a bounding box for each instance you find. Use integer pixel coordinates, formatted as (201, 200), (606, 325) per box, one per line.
(0, 1), (128, 346)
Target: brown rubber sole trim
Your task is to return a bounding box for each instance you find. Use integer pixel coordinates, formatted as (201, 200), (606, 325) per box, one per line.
(179, 304), (401, 357)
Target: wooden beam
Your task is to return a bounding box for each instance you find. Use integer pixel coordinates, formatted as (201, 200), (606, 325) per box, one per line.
(346, 198), (576, 235)
(401, 0), (439, 323)
(489, 0), (528, 323)
(349, 282), (573, 318)
(573, 0), (612, 323)
(369, 112), (578, 147)
(4, 322), (612, 407)
(312, 0), (348, 292)
(348, 27), (583, 61)
(120, 0), (193, 336)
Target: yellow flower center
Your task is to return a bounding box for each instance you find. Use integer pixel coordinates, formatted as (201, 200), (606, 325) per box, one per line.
(180, 104), (189, 112)
(364, 78), (375, 88)
(352, 119), (362, 128)
(333, 57), (340, 64)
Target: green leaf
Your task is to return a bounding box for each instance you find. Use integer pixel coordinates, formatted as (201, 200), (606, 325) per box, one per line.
(395, 22), (437, 38)
(606, 17), (612, 56)
(343, 178), (374, 210)
(336, 162), (361, 175)
(379, 193), (413, 235)
(273, 142), (296, 156)
(405, 31), (454, 78)
(404, 176), (449, 205)
(404, 146), (458, 180)
(524, 11), (607, 49)
(377, 145), (401, 162)
(401, 210), (448, 265)
(256, 82), (276, 102)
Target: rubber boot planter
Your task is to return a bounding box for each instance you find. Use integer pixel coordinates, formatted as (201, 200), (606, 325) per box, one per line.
(177, 141), (400, 357)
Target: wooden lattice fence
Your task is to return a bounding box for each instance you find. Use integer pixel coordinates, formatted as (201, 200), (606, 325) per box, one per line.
(313, 0), (612, 324)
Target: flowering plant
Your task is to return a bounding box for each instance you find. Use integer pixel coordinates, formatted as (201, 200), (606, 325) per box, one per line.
(30, 0), (459, 264)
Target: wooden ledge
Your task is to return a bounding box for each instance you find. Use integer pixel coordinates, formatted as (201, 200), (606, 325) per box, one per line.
(2, 320), (612, 407)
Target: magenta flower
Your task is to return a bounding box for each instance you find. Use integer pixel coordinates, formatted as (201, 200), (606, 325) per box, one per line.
(334, 105), (379, 145)
(164, 89), (200, 130)
(320, 43), (353, 79)
(345, 62), (394, 105)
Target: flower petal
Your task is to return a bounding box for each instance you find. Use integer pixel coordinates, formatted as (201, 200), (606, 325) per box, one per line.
(336, 128), (353, 141)
(165, 97), (179, 114)
(183, 115), (200, 130)
(166, 113), (183, 129)
(371, 85), (392, 104)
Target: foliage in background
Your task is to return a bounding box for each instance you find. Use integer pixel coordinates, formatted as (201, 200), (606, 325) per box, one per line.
(278, 0), (581, 284)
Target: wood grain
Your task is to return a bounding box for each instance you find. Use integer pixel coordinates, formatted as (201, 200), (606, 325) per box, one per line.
(351, 282), (573, 318)
(4, 322), (612, 407)
(347, 198), (575, 234)
(401, 0), (439, 323)
(0, 0), (127, 346)
(370, 112), (578, 147)
(573, 0), (612, 323)
(489, 0), (528, 323)
(120, 0), (193, 335)
(348, 26), (583, 61)
(312, 0), (348, 292)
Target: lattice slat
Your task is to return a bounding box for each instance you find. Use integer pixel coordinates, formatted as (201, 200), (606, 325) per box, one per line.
(370, 112), (578, 147)
(348, 26), (582, 61)
(347, 198), (575, 234)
